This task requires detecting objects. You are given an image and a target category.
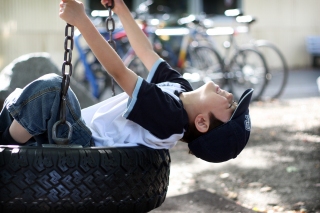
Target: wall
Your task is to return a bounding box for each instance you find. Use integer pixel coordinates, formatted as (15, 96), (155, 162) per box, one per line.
(243, 0), (320, 68)
(0, 0), (86, 71)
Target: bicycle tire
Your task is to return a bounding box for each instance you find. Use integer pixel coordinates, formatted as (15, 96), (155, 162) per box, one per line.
(187, 46), (225, 88)
(253, 40), (289, 100)
(101, 55), (149, 99)
(228, 47), (268, 101)
(0, 145), (170, 213)
(73, 49), (112, 99)
(125, 55), (149, 80)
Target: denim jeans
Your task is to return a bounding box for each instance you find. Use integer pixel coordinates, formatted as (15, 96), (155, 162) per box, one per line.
(0, 73), (92, 147)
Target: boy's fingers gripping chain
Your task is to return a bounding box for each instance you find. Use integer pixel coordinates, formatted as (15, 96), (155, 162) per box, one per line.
(101, 0), (114, 9)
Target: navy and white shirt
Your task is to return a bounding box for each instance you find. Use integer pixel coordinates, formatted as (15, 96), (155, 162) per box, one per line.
(81, 58), (193, 149)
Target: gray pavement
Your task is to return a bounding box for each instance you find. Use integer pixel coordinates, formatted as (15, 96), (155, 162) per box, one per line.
(153, 190), (254, 213)
(269, 68), (320, 100)
(152, 68), (320, 213)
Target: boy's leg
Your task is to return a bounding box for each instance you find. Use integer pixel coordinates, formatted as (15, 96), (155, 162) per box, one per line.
(10, 119), (33, 143)
(0, 73), (92, 147)
(0, 91), (25, 145)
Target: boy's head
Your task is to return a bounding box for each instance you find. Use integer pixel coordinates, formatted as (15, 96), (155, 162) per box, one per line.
(187, 88), (253, 163)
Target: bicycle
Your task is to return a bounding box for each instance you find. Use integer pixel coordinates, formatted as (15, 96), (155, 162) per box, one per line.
(74, 23), (149, 100)
(226, 11), (289, 100)
(74, 0), (171, 100)
(73, 1), (268, 102)
(175, 15), (269, 101)
(73, 0), (221, 99)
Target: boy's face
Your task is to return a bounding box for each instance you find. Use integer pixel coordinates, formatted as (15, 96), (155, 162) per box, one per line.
(198, 81), (236, 123)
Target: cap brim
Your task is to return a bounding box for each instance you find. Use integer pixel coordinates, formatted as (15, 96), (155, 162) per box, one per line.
(230, 88), (254, 120)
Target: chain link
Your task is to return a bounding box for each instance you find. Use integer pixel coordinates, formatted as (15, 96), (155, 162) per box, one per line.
(105, 1), (116, 96)
(52, 23), (74, 145)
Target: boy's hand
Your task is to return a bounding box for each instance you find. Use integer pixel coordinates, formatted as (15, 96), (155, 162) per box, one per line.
(101, 0), (125, 14)
(101, 0), (114, 8)
(59, 0), (87, 27)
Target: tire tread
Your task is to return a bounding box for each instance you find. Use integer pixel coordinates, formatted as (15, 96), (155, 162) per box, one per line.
(0, 146), (170, 213)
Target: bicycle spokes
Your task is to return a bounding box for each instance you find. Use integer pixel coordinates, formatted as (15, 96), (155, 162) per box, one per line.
(228, 48), (268, 101)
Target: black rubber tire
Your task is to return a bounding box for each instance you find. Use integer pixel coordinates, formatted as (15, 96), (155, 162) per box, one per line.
(0, 145), (171, 213)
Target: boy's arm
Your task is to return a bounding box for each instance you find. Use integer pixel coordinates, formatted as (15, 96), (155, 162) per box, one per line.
(102, 0), (160, 71)
(59, 0), (137, 97)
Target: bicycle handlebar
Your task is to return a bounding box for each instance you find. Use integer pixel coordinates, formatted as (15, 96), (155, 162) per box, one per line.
(236, 15), (256, 25)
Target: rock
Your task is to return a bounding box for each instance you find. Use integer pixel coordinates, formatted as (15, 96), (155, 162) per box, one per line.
(227, 191), (238, 200)
(220, 173), (230, 179)
(248, 182), (263, 188)
(260, 186), (273, 192)
(0, 52), (97, 109)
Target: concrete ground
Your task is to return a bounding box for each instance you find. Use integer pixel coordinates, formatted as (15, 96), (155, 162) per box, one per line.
(152, 68), (320, 213)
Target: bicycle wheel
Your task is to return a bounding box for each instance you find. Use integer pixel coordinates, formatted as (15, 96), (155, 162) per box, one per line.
(101, 55), (149, 99)
(228, 47), (268, 101)
(73, 49), (112, 99)
(125, 55), (149, 79)
(254, 40), (289, 100)
(186, 46), (224, 88)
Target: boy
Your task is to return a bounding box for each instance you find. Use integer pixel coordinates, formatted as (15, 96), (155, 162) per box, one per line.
(0, 0), (253, 163)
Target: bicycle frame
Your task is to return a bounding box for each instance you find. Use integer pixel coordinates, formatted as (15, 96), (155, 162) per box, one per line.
(74, 31), (98, 97)
(74, 27), (133, 98)
(153, 24), (218, 70)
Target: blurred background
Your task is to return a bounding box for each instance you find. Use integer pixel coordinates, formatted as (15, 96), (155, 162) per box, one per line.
(0, 0), (319, 71)
(0, 1), (319, 212)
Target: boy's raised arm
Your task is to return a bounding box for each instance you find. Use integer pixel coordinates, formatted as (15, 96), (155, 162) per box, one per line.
(59, 0), (137, 97)
(101, 0), (160, 71)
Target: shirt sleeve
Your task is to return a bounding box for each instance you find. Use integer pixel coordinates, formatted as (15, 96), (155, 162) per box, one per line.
(124, 79), (189, 139)
(147, 58), (193, 92)
(122, 59), (191, 139)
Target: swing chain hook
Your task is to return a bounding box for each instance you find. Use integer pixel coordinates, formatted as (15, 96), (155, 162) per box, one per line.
(105, 0), (116, 96)
(52, 23), (74, 145)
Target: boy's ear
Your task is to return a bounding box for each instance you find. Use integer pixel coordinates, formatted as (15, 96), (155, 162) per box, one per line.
(194, 114), (210, 133)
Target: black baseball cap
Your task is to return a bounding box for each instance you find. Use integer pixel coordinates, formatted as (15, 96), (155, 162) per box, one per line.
(188, 88), (254, 163)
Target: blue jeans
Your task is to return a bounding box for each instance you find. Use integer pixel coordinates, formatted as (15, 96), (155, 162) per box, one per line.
(0, 73), (92, 147)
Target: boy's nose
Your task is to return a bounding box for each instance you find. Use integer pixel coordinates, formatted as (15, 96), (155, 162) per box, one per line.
(226, 92), (234, 102)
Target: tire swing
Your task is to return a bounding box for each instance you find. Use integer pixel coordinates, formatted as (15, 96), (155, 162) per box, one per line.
(0, 3), (171, 213)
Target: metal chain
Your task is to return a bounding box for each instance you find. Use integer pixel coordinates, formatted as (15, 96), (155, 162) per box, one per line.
(105, 0), (116, 96)
(52, 23), (74, 145)
(52, 1), (115, 144)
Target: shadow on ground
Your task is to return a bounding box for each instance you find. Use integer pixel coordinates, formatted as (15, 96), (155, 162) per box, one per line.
(153, 98), (320, 213)
(154, 190), (254, 213)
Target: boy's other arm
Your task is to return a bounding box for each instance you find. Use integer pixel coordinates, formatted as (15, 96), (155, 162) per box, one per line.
(60, 0), (137, 97)
(102, 0), (160, 71)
